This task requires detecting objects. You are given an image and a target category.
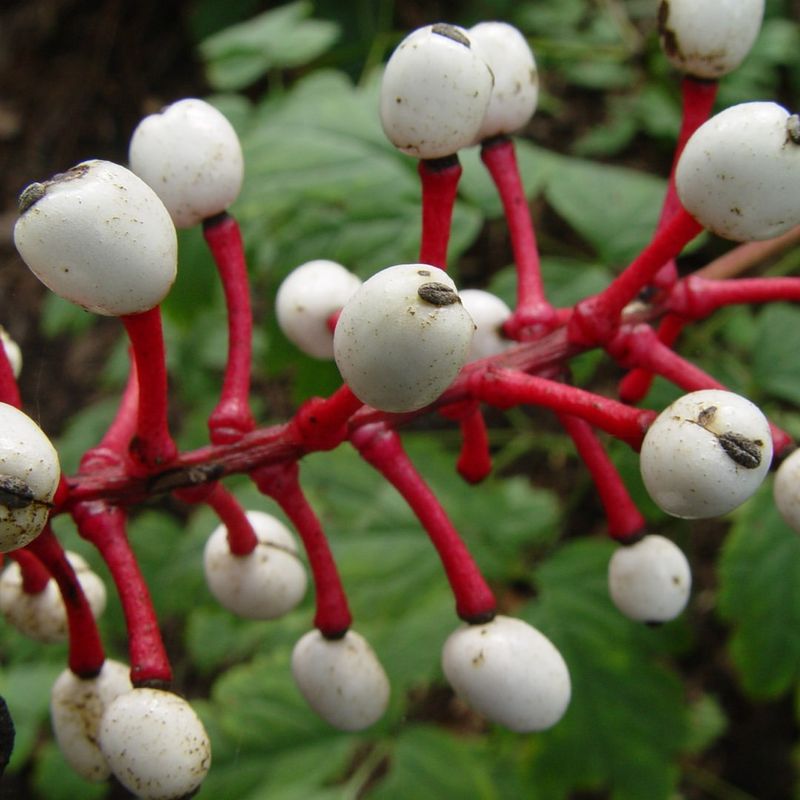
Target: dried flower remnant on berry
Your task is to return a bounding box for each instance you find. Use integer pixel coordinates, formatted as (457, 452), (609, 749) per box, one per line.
(418, 282), (460, 306)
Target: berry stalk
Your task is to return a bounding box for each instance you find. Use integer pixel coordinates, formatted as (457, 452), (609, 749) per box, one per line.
(0, 344), (20, 408)
(11, 548), (51, 594)
(667, 275), (800, 319)
(418, 156), (462, 269)
(205, 483), (258, 556)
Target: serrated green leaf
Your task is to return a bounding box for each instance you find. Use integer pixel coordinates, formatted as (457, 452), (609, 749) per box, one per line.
(717, 482), (800, 698)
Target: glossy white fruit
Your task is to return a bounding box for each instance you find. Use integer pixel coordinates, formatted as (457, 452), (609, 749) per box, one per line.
(0, 326), (21, 378)
(676, 102), (800, 242)
(50, 660), (133, 781)
(204, 510), (307, 619)
(275, 260), (362, 359)
(640, 389), (772, 519)
(774, 449), (800, 534)
(0, 402), (60, 552)
(14, 160), (177, 316)
(608, 535), (691, 622)
(380, 24), (494, 159)
(459, 289), (511, 360)
(129, 98), (244, 228)
(333, 264), (475, 412)
(442, 615), (571, 732)
(658, 0), (764, 79)
(0, 551), (106, 643)
(468, 21), (538, 141)
(291, 629), (390, 731)
(99, 688), (211, 800)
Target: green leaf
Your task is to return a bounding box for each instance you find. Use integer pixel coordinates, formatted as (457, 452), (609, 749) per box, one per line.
(753, 304), (800, 404)
(717, 482), (800, 698)
(31, 742), (109, 800)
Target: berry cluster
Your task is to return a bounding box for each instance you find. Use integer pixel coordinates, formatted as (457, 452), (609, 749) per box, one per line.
(1, 4), (800, 797)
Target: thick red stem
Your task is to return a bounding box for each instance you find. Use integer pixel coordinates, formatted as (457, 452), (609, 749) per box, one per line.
(351, 424), (496, 623)
(440, 401), (492, 483)
(668, 275), (800, 319)
(206, 483), (258, 556)
(251, 462), (352, 637)
(0, 342), (21, 408)
(72, 502), (171, 686)
(290, 384), (363, 451)
(11, 548), (50, 594)
(203, 213), (256, 443)
(418, 156), (462, 269)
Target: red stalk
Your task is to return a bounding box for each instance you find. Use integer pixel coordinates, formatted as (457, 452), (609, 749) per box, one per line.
(206, 483), (258, 556)
(290, 383), (364, 451)
(25, 525), (105, 677)
(667, 275), (800, 319)
(251, 462), (352, 637)
(0, 342), (21, 408)
(72, 502), (172, 686)
(480, 136), (557, 339)
(121, 308), (177, 472)
(203, 213), (256, 444)
(11, 548), (51, 594)
(439, 401), (492, 483)
(351, 424), (496, 623)
(418, 156), (462, 269)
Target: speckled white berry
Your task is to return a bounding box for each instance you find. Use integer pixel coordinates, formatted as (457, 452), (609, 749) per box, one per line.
(99, 688), (211, 800)
(14, 160), (177, 316)
(442, 615), (571, 732)
(640, 389), (772, 519)
(203, 510), (307, 619)
(468, 21), (538, 141)
(0, 402), (60, 552)
(380, 24), (494, 159)
(658, 0), (764, 79)
(51, 660), (133, 781)
(459, 289), (511, 361)
(291, 629), (390, 731)
(608, 535), (691, 622)
(676, 102), (800, 242)
(275, 260), (362, 359)
(129, 98), (244, 228)
(0, 326), (21, 378)
(333, 264), (475, 412)
(0, 551), (106, 643)
(774, 449), (800, 534)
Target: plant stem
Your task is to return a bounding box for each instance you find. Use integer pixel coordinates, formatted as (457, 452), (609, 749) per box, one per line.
(667, 275), (800, 319)
(206, 483), (258, 556)
(11, 548), (50, 594)
(0, 345), (20, 408)
(418, 156), (462, 269)
(440, 401), (492, 483)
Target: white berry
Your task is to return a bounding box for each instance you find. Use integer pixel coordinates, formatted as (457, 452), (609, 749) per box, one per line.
(468, 21), (538, 141)
(291, 629), (390, 731)
(608, 535), (691, 623)
(0, 551), (106, 643)
(99, 688), (211, 800)
(0, 326), (22, 378)
(459, 289), (511, 361)
(333, 264), (475, 412)
(203, 510), (307, 619)
(676, 102), (800, 242)
(129, 98), (244, 229)
(14, 160), (177, 316)
(0, 402), (60, 552)
(640, 389), (772, 519)
(275, 260), (362, 359)
(442, 615), (571, 732)
(380, 24), (494, 160)
(774, 449), (800, 534)
(50, 660), (133, 781)
(658, 0), (764, 79)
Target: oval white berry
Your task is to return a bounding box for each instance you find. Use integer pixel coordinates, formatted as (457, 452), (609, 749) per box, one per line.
(275, 260), (362, 359)
(13, 160), (177, 316)
(50, 660), (133, 781)
(676, 102), (800, 242)
(333, 264), (475, 412)
(99, 688), (211, 800)
(468, 21), (539, 141)
(0, 551), (106, 643)
(608, 534), (691, 623)
(380, 24), (494, 159)
(658, 0), (764, 79)
(0, 402), (60, 552)
(203, 510), (307, 619)
(640, 389), (772, 519)
(459, 289), (511, 361)
(129, 98), (244, 228)
(291, 629), (390, 731)
(0, 326), (22, 378)
(774, 449), (800, 534)
(442, 615), (571, 732)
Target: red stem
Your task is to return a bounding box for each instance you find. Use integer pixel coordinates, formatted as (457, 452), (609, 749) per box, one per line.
(668, 275), (800, 319)
(480, 136), (557, 339)
(11, 548), (51, 594)
(121, 308), (177, 472)
(251, 462), (352, 637)
(351, 424), (496, 622)
(25, 525), (105, 677)
(203, 213), (256, 444)
(440, 401), (492, 483)
(289, 384), (364, 451)
(418, 156), (462, 269)
(0, 341), (21, 408)
(206, 483), (258, 556)
(557, 413), (645, 540)
(72, 502), (172, 686)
